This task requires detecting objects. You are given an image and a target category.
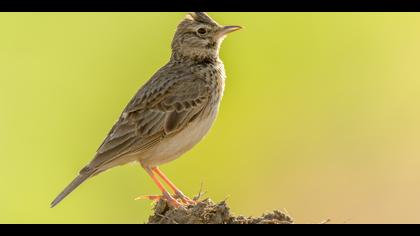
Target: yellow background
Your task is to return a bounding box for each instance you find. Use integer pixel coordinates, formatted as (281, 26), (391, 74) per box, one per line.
(1, 13), (420, 223)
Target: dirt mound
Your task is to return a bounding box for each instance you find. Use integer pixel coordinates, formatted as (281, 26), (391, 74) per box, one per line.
(147, 198), (293, 224)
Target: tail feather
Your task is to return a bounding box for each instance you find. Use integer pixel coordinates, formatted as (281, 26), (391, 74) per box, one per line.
(50, 173), (92, 208)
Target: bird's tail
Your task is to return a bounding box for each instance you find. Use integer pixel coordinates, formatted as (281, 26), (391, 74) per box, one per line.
(50, 169), (93, 208)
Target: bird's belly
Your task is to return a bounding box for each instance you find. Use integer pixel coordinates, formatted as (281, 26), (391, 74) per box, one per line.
(140, 109), (218, 168)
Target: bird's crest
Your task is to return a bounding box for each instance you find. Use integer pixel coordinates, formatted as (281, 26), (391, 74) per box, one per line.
(186, 12), (218, 25)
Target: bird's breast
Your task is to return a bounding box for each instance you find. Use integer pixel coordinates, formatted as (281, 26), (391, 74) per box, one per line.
(139, 106), (219, 168)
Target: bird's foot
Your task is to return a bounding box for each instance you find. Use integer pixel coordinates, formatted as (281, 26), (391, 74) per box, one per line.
(135, 192), (182, 208)
(135, 195), (162, 201)
(135, 192), (196, 207)
(174, 190), (197, 205)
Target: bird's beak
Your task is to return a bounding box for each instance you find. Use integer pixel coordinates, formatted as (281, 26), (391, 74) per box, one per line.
(215, 25), (242, 39)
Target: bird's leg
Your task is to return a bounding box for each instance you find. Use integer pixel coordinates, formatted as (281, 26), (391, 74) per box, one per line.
(136, 167), (181, 208)
(152, 167), (196, 205)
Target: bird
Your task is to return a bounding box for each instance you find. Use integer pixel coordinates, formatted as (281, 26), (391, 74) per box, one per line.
(51, 12), (241, 208)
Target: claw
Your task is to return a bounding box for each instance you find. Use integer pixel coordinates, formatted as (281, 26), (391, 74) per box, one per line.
(180, 197), (196, 205)
(135, 193), (182, 208)
(163, 191), (182, 208)
(135, 195), (162, 201)
(175, 191), (197, 205)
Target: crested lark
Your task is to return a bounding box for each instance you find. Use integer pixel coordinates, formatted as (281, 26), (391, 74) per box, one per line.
(51, 12), (241, 208)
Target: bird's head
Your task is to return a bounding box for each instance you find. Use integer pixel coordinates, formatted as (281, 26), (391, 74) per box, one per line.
(171, 12), (241, 62)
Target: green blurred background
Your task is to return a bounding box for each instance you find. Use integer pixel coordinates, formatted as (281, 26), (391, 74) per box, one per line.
(1, 12), (420, 224)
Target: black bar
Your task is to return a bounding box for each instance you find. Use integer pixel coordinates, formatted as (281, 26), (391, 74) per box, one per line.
(1, 0), (419, 12)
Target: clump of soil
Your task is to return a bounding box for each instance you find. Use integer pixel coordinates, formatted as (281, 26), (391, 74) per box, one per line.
(147, 198), (293, 224)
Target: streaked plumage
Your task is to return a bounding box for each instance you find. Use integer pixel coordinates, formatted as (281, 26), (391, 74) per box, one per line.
(51, 12), (241, 208)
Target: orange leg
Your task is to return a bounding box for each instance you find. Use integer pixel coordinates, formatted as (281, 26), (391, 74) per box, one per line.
(152, 167), (196, 205)
(137, 167), (181, 208)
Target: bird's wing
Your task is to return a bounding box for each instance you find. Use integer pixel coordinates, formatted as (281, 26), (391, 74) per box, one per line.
(83, 74), (210, 173)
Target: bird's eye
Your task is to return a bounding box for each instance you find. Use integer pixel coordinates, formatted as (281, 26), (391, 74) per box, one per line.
(197, 28), (207, 35)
